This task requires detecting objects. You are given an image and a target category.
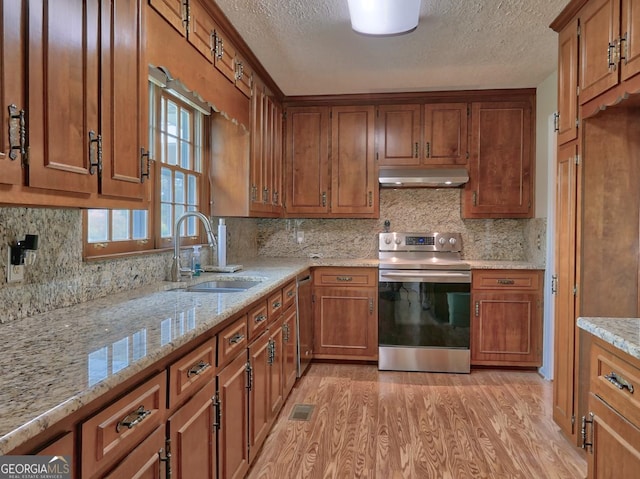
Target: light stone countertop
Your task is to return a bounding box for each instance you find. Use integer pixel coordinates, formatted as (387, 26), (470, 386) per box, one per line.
(577, 317), (640, 360)
(0, 256), (540, 454)
(467, 260), (544, 270)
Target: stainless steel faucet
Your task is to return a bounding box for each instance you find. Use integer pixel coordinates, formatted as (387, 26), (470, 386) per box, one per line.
(171, 211), (217, 282)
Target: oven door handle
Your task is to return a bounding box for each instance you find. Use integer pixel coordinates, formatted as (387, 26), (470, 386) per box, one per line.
(379, 270), (471, 283)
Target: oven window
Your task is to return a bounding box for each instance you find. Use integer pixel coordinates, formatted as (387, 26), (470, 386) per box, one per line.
(379, 282), (470, 348)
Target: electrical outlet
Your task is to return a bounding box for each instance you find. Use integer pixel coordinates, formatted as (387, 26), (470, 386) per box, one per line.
(7, 248), (24, 283)
(296, 230), (305, 244)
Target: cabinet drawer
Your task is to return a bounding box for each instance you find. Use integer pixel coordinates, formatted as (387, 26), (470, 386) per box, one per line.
(313, 267), (376, 287)
(472, 270), (541, 290)
(81, 371), (167, 479)
(168, 337), (216, 409)
(218, 316), (248, 368)
(247, 302), (269, 342)
(268, 290), (284, 321)
(591, 339), (640, 429)
(282, 280), (296, 311)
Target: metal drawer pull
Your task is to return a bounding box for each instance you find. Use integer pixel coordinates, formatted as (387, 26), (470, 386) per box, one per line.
(497, 279), (515, 285)
(187, 360), (211, 378)
(287, 290), (295, 298)
(337, 276), (353, 282)
(605, 372), (634, 393)
(229, 333), (245, 344)
(116, 405), (151, 432)
(273, 300), (281, 308)
(581, 413), (594, 453)
(8, 104), (26, 161)
(254, 314), (267, 323)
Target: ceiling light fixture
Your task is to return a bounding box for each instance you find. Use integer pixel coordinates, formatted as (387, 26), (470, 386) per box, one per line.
(347, 0), (421, 36)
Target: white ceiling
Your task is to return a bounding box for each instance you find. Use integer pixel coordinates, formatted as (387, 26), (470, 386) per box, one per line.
(214, 0), (570, 96)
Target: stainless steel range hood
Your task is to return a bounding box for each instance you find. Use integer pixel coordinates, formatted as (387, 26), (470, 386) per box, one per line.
(379, 168), (469, 188)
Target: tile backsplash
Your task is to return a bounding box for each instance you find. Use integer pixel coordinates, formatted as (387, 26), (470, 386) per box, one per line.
(0, 188), (544, 324)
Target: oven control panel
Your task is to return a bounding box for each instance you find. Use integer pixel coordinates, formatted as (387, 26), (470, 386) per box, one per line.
(379, 232), (462, 252)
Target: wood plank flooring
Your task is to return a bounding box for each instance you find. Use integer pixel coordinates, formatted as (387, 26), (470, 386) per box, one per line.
(247, 364), (586, 479)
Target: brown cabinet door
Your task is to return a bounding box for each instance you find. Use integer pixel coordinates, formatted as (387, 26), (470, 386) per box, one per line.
(330, 105), (377, 216)
(99, 0), (147, 200)
(149, 0), (185, 35)
(621, 0), (640, 81)
(27, 0), (99, 194)
(188, 0), (215, 62)
(471, 292), (541, 366)
(271, 99), (283, 213)
(262, 92), (274, 212)
(557, 19), (579, 145)
(587, 394), (640, 478)
(553, 141), (579, 439)
(285, 106), (330, 214)
(282, 306), (298, 398)
(167, 379), (217, 479)
(376, 104), (421, 166)
(1, 0), (24, 185)
(423, 103), (468, 165)
(250, 80), (267, 212)
(213, 26), (236, 83)
(217, 352), (249, 479)
(313, 287), (378, 360)
(268, 318), (284, 421)
(102, 424), (166, 479)
(464, 101), (533, 218)
(579, 0), (620, 104)
(248, 332), (270, 462)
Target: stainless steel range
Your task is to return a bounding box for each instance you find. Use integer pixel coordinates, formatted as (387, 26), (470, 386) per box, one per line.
(378, 232), (471, 373)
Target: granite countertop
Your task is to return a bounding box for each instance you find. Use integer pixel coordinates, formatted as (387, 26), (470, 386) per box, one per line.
(0, 256), (539, 454)
(577, 317), (640, 360)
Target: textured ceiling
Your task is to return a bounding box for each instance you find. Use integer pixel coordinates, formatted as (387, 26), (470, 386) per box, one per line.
(214, 0), (570, 96)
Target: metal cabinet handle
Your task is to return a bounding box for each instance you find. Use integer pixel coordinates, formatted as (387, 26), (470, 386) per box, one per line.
(283, 323), (290, 341)
(551, 274), (558, 294)
(472, 191), (477, 206)
(620, 33), (628, 64)
(229, 333), (245, 344)
(116, 405), (151, 432)
(254, 314), (267, 324)
(140, 148), (152, 183)
(8, 104), (26, 161)
(369, 298), (373, 314)
(287, 290), (295, 298)
(605, 372), (634, 393)
(474, 301), (479, 317)
(321, 191), (327, 207)
(212, 393), (221, 430)
(337, 276), (353, 282)
(497, 279), (515, 285)
(608, 42), (617, 70)
(581, 413), (594, 453)
(245, 362), (253, 390)
(414, 142), (419, 158)
(158, 438), (171, 479)
(88, 130), (102, 175)
(368, 191), (373, 207)
(272, 300), (281, 309)
(235, 61), (244, 81)
(187, 360), (210, 378)
(425, 141), (431, 158)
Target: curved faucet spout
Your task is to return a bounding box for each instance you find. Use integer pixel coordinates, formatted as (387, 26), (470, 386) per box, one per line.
(171, 211), (217, 282)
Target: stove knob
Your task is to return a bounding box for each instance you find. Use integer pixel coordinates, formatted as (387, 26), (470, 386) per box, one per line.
(384, 236), (392, 245)
(438, 237), (447, 246)
(449, 237), (457, 245)
(394, 238), (402, 245)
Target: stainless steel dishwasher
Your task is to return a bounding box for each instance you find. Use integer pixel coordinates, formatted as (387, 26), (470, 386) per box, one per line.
(296, 272), (313, 376)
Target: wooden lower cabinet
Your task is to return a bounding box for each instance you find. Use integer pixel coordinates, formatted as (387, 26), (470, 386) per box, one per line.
(313, 268), (378, 360)
(217, 352), (250, 479)
(282, 305), (298, 398)
(471, 270), (543, 367)
(167, 379), (217, 479)
(583, 336), (640, 478)
(103, 424), (167, 479)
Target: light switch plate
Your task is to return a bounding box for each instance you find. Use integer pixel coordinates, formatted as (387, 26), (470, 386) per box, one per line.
(7, 248), (24, 283)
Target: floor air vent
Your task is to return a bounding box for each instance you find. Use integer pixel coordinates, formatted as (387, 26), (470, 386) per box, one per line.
(289, 404), (315, 421)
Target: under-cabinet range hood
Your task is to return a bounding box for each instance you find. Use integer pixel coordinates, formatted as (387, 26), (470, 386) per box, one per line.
(379, 168), (469, 188)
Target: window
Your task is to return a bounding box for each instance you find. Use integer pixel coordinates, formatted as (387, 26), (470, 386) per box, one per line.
(83, 77), (209, 259)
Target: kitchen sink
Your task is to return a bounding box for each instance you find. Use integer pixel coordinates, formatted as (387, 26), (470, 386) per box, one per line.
(183, 280), (262, 293)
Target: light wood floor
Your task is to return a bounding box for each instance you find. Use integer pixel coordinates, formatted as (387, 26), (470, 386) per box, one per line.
(247, 363), (587, 479)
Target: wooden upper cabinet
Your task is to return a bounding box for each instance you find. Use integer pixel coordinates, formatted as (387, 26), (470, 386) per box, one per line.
(213, 26), (237, 83)
(621, 0), (640, 81)
(376, 104), (421, 166)
(188, 0), (216, 62)
(285, 106), (330, 215)
(330, 105), (377, 215)
(27, 0), (100, 194)
(463, 100), (533, 219)
(423, 103), (468, 166)
(557, 17), (579, 145)
(580, 0), (621, 104)
(100, 0), (147, 200)
(0, 0), (24, 185)
(149, 0), (185, 35)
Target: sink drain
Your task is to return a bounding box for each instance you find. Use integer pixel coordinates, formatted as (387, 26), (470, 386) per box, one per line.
(288, 404), (315, 421)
